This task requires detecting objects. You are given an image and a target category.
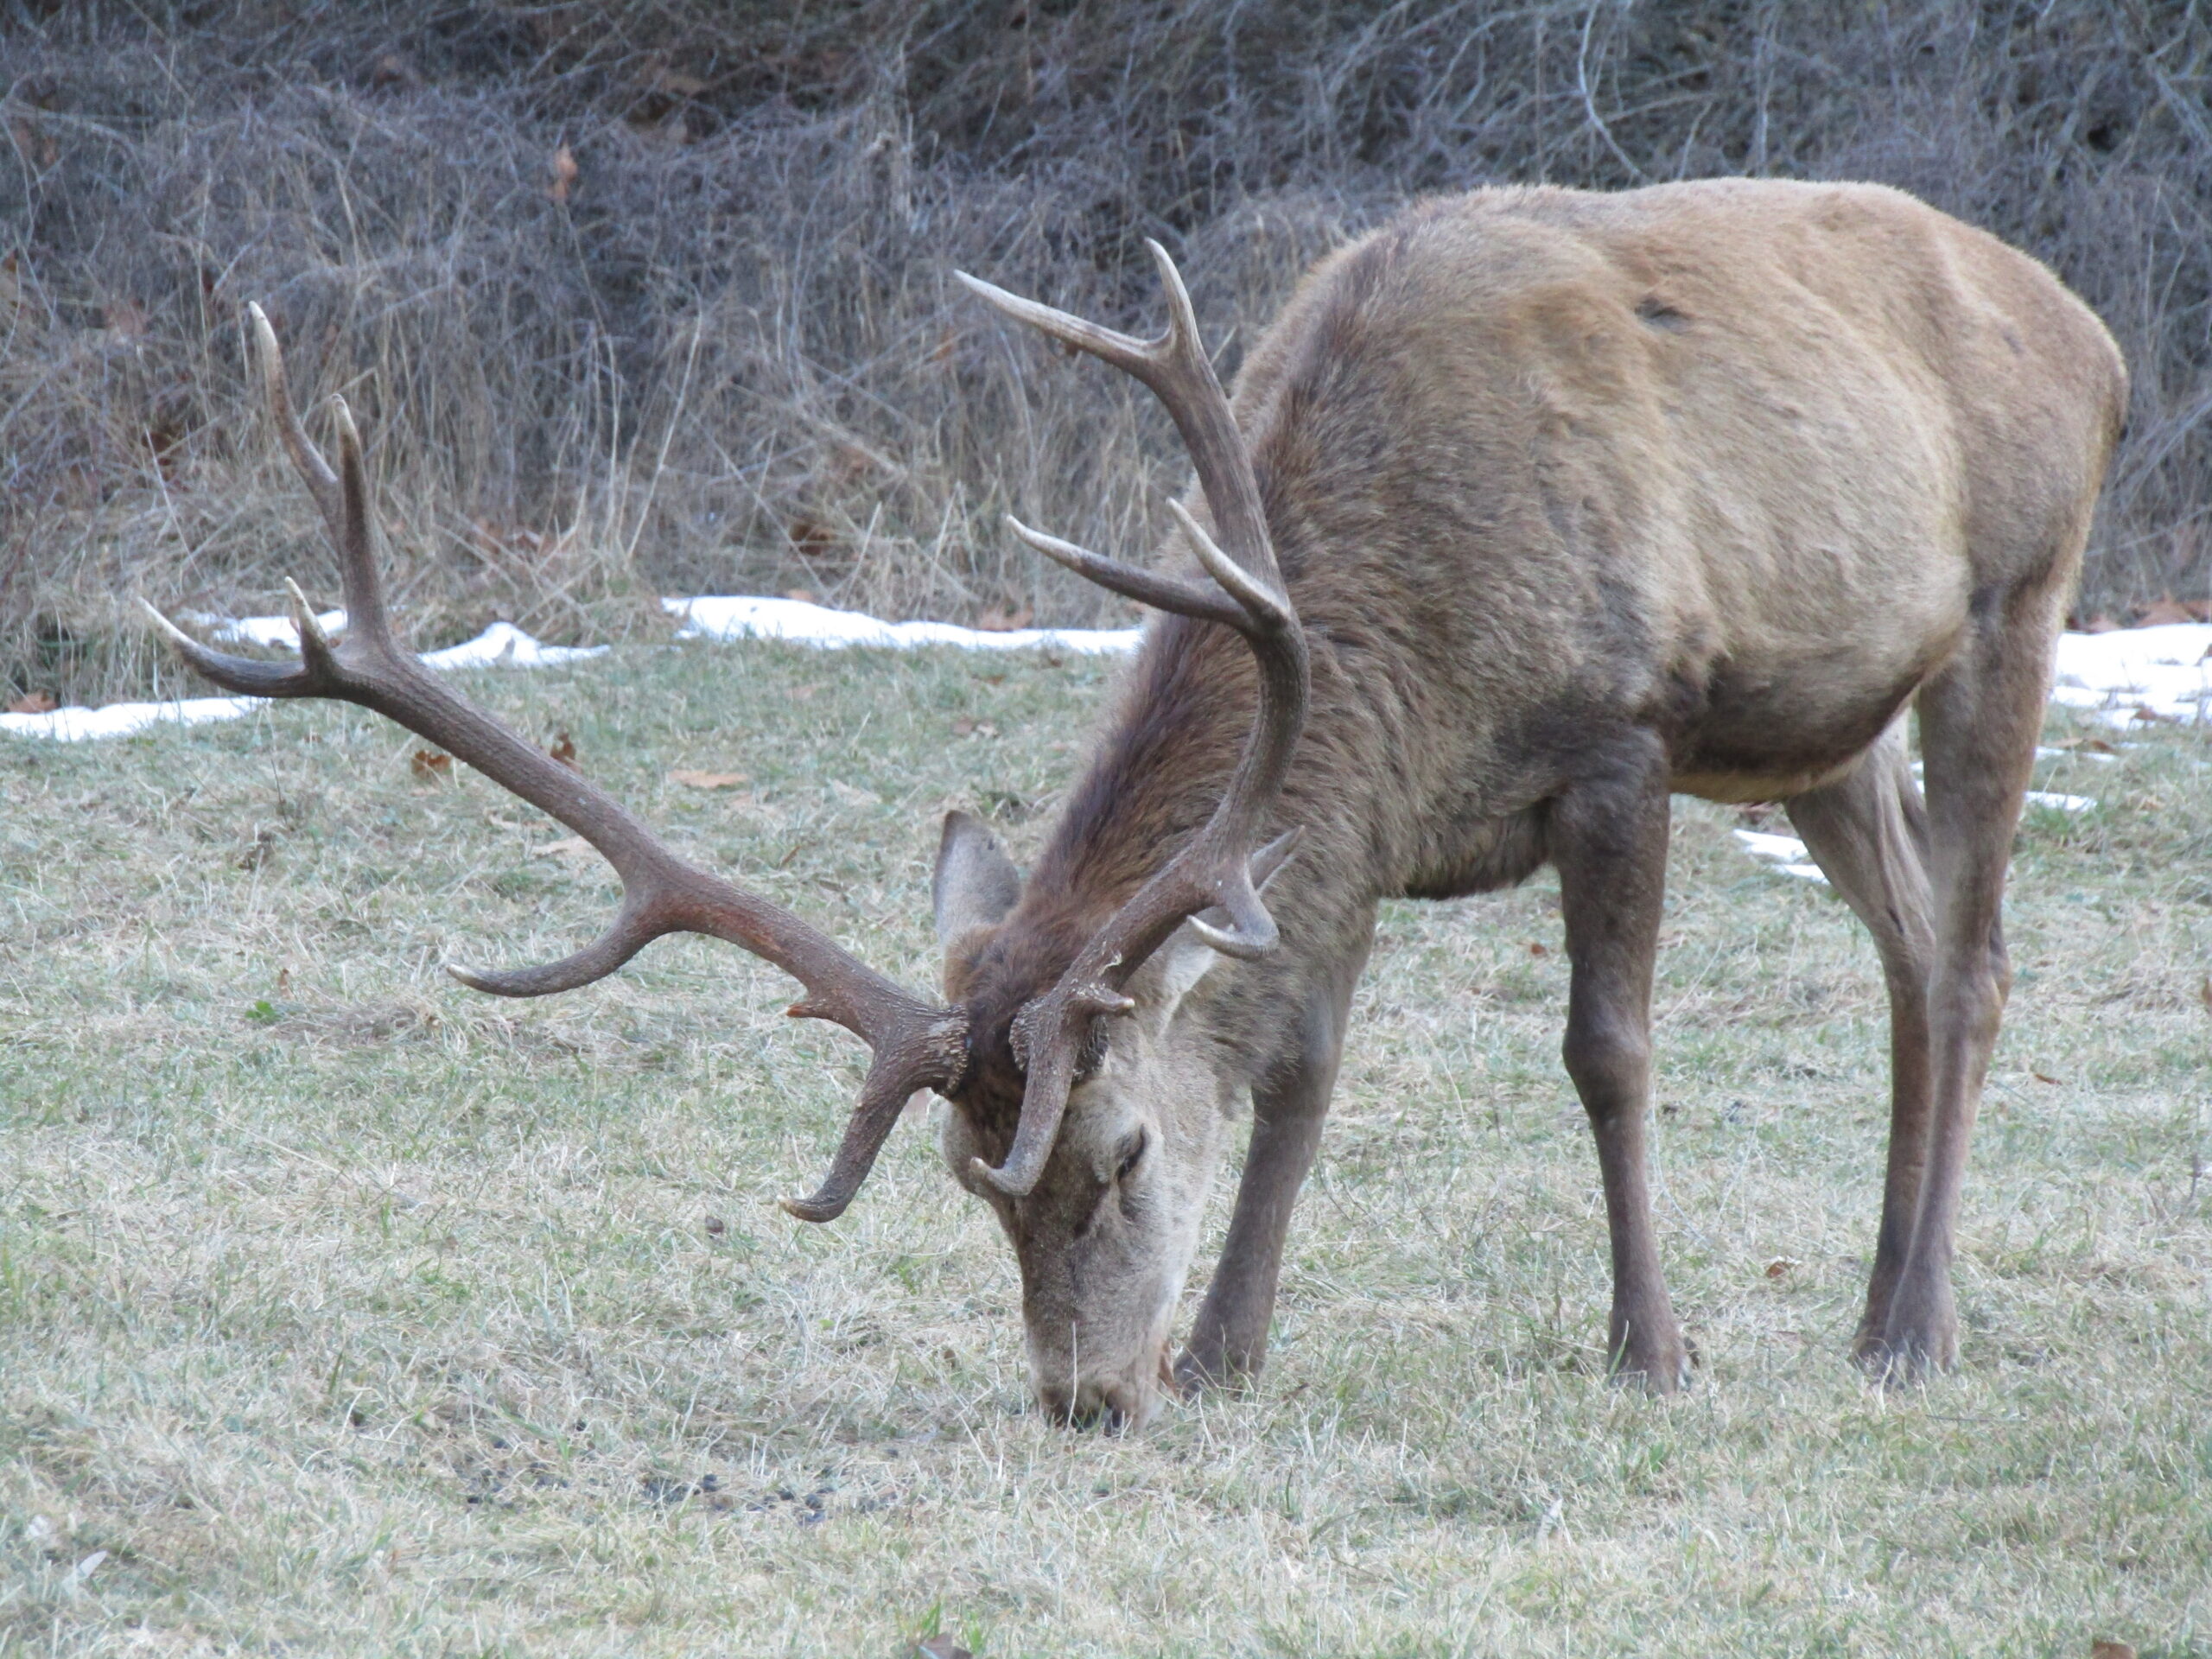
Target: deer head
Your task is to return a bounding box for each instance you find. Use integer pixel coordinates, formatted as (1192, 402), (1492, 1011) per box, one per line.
(931, 810), (1295, 1429)
(148, 245), (1306, 1431)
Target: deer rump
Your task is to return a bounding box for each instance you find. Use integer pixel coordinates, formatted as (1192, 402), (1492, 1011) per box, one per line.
(156, 179), (2126, 1431)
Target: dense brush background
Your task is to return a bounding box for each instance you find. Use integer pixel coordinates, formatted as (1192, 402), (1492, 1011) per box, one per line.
(3, 0), (2208, 704)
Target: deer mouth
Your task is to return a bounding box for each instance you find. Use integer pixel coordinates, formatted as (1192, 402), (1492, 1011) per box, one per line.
(1035, 1343), (1172, 1432)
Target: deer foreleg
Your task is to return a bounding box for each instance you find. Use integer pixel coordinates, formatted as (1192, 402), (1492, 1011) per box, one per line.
(1175, 919), (1372, 1393)
(1551, 737), (1690, 1392)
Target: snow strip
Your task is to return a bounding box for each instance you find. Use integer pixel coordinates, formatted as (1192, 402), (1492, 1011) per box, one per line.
(8, 607), (2202, 772)
(1, 620), (606, 743)
(664, 594), (1143, 655)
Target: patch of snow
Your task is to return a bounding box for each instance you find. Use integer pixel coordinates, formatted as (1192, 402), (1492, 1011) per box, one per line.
(421, 621), (607, 671)
(1, 694), (263, 743)
(1732, 830), (1809, 861)
(664, 594), (1142, 655)
(1732, 828), (1830, 885)
(2022, 790), (2095, 813)
(3, 621), (604, 743)
(2050, 623), (2212, 728)
(209, 609), (346, 647)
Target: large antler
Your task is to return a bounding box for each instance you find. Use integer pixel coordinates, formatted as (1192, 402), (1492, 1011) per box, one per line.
(145, 305), (968, 1222)
(956, 242), (1311, 1198)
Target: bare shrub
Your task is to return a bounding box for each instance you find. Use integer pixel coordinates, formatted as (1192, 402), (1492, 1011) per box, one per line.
(1, 1), (2205, 702)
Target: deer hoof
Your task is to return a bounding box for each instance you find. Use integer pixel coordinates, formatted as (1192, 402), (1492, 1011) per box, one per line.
(1610, 1332), (1696, 1395)
(1861, 1282), (1959, 1381)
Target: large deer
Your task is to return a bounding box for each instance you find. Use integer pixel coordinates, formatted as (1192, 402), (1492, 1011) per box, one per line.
(152, 179), (2124, 1429)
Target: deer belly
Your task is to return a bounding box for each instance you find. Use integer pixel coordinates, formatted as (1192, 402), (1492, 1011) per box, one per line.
(1665, 658), (1927, 804)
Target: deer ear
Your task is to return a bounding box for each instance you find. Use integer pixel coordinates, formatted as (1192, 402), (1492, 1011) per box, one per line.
(934, 810), (1021, 944)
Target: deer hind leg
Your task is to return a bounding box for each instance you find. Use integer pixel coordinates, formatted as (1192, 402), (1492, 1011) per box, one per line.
(1175, 918), (1372, 1394)
(1870, 589), (2061, 1377)
(1783, 723), (1936, 1357)
(1551, 734), (1690, 1391)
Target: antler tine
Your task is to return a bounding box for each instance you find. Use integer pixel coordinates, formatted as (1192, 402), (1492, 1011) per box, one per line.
(245, 303), (340, 531)
(149, 308), (970, 1224)
(953, 270), (1164, 381)
(1003, 515), (1248, 632)
(245, 305), (397, 650)
(963, 245), (1313, 1200)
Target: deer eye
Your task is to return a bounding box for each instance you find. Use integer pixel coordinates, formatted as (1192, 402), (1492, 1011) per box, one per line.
(1114, 1127), (1148, 1183)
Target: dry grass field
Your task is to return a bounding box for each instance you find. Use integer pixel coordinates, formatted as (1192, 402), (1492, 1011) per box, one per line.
(3, 636), (2209, 1655)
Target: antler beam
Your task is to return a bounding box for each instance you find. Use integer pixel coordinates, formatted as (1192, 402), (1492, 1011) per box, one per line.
(147, 305), (968, 1223)
(957, 243), (1312, 1198)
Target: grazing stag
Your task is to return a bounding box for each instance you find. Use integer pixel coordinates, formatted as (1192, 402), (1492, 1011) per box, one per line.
(153, 179), (2124, 1430)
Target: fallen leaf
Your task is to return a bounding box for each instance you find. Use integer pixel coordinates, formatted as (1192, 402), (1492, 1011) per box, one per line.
(7, 690), (56, 714)
(671, 769), (747, 790)
(8, 115), (56, 170)
(549, 731), (577, 767)
(549, 143), (578, 202)
(2032, 1071), (2063, 1085)
(2136, 596), (2197, 627)
(704, 1215), (726, 1236)
(235, 827), (277, 870)
(786, 519), (835, 558)
(1764, 1258), (1800, 1279)
(784, 587), (818, 606)
(976, 604), (1034, 632)
(2129, 704), (2176, 724)
(2091, 1642), (2137, 1659)
(410, 749), (452, 779)
(1527, 941), (1548, 957)
(916, 1638), (971, 1659)
(535, 836), (594, 861)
